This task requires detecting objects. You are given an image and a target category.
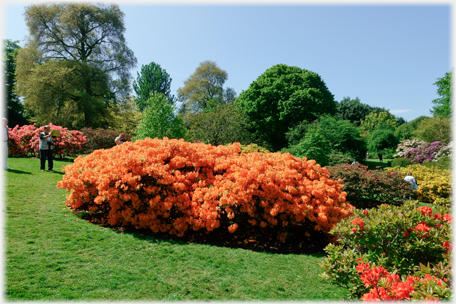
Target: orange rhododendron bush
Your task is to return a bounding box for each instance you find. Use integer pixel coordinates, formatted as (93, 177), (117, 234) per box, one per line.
(57, 138), (354, 242)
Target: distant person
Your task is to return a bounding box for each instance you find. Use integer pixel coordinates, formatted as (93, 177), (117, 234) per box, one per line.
(39, 125), (53, 171)
(366, 152), (369, 159)
(115, 134), (126, 145)
(378, 152), (383, 162)
(2, 118), (9, 170)
(404, 172), (418, 200)
(351, 160), (359, 165)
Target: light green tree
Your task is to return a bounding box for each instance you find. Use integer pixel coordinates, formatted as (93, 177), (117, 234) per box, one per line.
(358, 111), (398, 138)
(413, 115), (451, 144)
(134, 93), (187, 141)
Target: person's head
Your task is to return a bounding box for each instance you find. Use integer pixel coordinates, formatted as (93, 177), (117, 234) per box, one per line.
(407, 172), (412, 176)
(3, 118), (7, 126)
(44, 125), (50, 133)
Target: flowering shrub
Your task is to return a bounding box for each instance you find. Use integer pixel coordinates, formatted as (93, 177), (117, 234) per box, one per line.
(394, 138), (425, 158)
(433, 141), (452, 161)
(81, 128), (132, 154)
(8, 124), (37, 157)
(386, 164), (451, 204)
(319, 202), (451, 299)
(30, 124), (86, 158)
(9, 123), (86, 158)
(404, 141), (448, 164)
(326, 163), (412, 209)
(57, 138), (354, 243)
(357, 263), (451, 301)
(239, 143), (270, 154)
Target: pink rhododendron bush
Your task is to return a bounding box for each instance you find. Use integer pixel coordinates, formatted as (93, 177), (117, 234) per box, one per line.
(9, 123), (86, 158)
(319, 202), (452, 301)
(57, 138), (354, 244)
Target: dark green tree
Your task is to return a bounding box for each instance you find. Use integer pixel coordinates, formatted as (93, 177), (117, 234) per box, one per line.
(284, 129), (331, 166)
(133, 62), (174, 111)
(367, 126), (400, 153)
(235, 64), (337, 151)
(337, 97), (373, 126)
(15, 3), (137, 129)
(431, 70), (452, 117)
(3, 39), (29, 126)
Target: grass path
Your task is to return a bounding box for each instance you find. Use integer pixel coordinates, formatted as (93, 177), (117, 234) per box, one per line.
(5, 157), (350, 301)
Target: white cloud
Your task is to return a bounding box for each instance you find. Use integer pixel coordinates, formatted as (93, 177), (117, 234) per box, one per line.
(390, 109), (412, 114)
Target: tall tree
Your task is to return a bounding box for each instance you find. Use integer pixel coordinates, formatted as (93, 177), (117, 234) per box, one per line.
(235, 64), (337, 151)
(358, 110), (399, 138)
(14, 3), (137, 129)
(177, 61), (229, 113)
(413, 115), (451, 144)
(431, 70), (452, 117)
(337, 97), (372, 126)
(3, 39), (29, 126)
(133, 62), (174, 111)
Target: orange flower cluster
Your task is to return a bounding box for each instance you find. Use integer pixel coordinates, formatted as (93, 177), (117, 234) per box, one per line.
(357, 263), (447, 301)
(57, 138), (354, 241)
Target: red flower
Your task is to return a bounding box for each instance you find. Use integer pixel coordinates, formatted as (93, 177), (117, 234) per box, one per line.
(417, 206), (433, 217)
(351, 218), (365, 230)
(363, 210), (368, 215)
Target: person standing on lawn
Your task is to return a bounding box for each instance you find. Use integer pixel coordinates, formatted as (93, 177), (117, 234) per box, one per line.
(378, 152), (383, 162)
(39, 125), (53, 171)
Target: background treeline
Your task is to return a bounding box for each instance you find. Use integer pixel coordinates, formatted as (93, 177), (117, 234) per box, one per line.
(3, 3), (452, 165)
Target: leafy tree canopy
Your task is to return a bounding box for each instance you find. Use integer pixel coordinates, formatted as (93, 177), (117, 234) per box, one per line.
(358, 110), (398, 138)
(15, 3), (137, 129)
(431, 70), (452, 117)
(394, 115), (430, 141)
(3, 39), (29, 126)
(337, 96), (373, 126)
(235, 64), (337, 151)
(177, 61), (233, 113)
(133, 62), (174, 111)
(134, 93), (187, 141)
(367, 128), (399, 153)
(413, 115), (451, 144)
(283, 129), (331, 167)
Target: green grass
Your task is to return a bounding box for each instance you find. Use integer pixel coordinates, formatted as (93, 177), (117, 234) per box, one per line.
(5, 157), (350, 301)
(361, 158), (393, 170)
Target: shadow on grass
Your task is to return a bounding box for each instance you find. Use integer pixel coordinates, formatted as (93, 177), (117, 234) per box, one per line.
(76, 210), (328, 257)
(5, 168), (32, 175)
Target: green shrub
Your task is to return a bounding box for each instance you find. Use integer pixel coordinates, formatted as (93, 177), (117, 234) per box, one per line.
(82, 128), (132, 154)
(328, 151), (354, 166)
(390, 157), (412, 168)
(326, 163), (412, 209)
(423, 156), (451, 171)
(239, 143), (270, 154)
(319, 202), (452, 299)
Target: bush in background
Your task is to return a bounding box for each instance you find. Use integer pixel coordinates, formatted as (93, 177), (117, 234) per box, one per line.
(319, 202), (452, 300)
(423, 156), (451, 171)
(390, 157), (412, 168)
(404, 141), (447, 164)
(82, 128), (132, 154)
(326, 163), (412, 209)
(57, 138), (354, 244)
(8, 124), (37, 157)
(239, 143), (270, 154)
(394, 139), (425, 158)
(386, 164), (451, 204)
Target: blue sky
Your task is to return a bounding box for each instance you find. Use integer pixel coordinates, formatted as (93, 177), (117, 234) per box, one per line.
(2, 2), (452, 122)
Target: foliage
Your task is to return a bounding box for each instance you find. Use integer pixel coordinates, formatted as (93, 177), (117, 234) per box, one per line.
(326, 163), (412, 209)
(319, 202), (452, 300)
(57, 138), (354, 244)
(283, 129), (331, 167)
(15, 3), (137, 129)
(386, 164), (451, 204)
(133, 62), (174, 111)
(81, 128), (132, 154)
(235, 64), (337, 151)
(367, 127), (399, 154)
(105, 96), (142, 138)
(358, 111), (398, 138)
(378, 147), (395, 159)
(337, 96), (373, 127)
(423, 156), (452, 171)
(328, 151), (355, 166)
(404, 141), (447, 164)
(4, 39), (29, 126)
(433, 141), (452, 161)
(134, 93), (187, 141)
(394, 116), (430, 141)
(390, 157), (412, 168)
(177, 61), (232, 113)
(431, 70), (452, 117)
(185, 101), (253, 146)
(8, 123), (86, 158)
(394, 138), (425, 158)
(413, 115), (451, 144)
(239, 143), (270, 154)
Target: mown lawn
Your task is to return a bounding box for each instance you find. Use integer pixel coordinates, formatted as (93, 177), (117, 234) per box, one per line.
(4, 157), (350, 301)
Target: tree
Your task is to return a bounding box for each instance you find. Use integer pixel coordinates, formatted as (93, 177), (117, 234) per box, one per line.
(394, 115), (430, 141)
(284, 129), (331, 166)
(133, 62), (174, 111)
(337, 97), (373, 126)
(177, 61), (230, 113)
(431, 70), (452, 117)
(134, 93), (187, 141)
(14, 3), (137, 129)
(367, 128), (399, 153)
(185, 100), (253, 146)
(3, 39), (29, 126)
(413, 115), (451, 144)
(235, 64), (337, 151)
(358, 110), (398, 138)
